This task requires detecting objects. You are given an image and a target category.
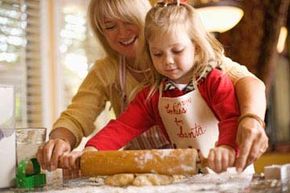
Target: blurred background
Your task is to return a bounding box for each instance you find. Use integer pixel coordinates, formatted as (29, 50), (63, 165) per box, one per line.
(0, 0), (289, 168)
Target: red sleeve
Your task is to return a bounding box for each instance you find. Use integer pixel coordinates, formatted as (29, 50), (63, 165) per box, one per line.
(85, 87), (158, 150)
(198, 69), (240, 152)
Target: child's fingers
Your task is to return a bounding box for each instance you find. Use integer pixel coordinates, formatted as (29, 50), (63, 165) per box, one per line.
(59, 151), (82, 170)
(208, 149), (222, 173)
(208, 147), (237, 173)
(229, 152), (235, 167)
(214, 150), (222, 173)
(207, 149), (215, 170)
(69, 151), (82, 169)
(221, 153), (230, 172)
(58, 154), (68, 169)
(69, 156), (76, 169)
(220, 147), (236, 172)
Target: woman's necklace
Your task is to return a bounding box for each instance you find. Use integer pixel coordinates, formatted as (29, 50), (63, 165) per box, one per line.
(126, 64), (150, 73)
(119, 56), (150, 111)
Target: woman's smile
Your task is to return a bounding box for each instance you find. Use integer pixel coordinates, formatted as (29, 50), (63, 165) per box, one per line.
(119, 36), (137, 46)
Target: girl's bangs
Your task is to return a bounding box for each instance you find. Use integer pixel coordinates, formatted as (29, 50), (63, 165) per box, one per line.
(147, 22), (186, 41)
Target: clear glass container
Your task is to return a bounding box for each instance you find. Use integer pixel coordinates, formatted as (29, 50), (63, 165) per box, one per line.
(16, 127), (46, 163)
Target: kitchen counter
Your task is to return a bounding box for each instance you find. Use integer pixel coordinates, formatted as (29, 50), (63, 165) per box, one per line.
(254, 153), (290, 173)
(1, 172), (289, 193)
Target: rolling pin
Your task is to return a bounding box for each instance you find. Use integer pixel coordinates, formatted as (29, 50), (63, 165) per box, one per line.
(80, 149), (200, 176)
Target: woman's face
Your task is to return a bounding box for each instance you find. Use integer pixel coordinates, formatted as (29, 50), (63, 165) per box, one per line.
(101, 17), (140, 59)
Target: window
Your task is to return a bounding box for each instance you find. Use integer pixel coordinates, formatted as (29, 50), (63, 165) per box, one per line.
(56, 0), (113, 147)
(58, 0), (105, 107)
(0, 0), (113, 136)
(0, 0), (41, 127)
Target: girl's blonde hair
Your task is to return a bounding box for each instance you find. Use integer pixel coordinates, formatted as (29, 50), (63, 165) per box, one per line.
(88, 0), (152, 60)
(137, 3), (225, 96)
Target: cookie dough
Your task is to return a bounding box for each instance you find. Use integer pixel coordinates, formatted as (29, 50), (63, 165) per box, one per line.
(104, 174), (135, 187)
(133, 174), (174, 186)
(104, 173), (186, 186)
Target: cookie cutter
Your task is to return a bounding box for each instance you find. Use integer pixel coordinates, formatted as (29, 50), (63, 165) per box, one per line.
(16, 158), (46, 189)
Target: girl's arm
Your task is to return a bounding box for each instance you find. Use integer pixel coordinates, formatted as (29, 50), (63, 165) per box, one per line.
(200, 69), (240, 150)
(199, 69), (240, 173)
(86, 87), (158, 150)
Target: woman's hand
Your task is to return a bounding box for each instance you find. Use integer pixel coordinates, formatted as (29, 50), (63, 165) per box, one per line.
(234, 77), (268, 172)
(235, 117), (268, 172)
(207, 145), (236, 173)
(36, 138), (71, 171)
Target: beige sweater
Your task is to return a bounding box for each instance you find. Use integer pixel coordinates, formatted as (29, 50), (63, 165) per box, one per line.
(53, 56), (255, 148)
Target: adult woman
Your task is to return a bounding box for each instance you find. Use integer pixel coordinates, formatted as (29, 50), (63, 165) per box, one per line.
(37, 0), (268, 173)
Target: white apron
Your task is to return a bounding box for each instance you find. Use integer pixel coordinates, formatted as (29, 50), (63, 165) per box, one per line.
(158, 84), (255, 174)
(158, 84), (219, 157)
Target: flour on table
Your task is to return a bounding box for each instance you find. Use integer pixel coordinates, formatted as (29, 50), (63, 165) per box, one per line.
(30, 170), (255, 193)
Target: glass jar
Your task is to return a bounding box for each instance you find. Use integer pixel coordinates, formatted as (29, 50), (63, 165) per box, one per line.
(16, 127), (46, 163)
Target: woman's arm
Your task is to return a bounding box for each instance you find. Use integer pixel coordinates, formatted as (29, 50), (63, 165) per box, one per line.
(37, 59), (112, 171)
(235, 77), (266, 117)
(221, 57), (268, 172)
(234, 77), (268, 172)
(53, 60), (111, 146)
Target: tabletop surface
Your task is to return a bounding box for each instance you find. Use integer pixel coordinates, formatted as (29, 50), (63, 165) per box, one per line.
(1, 172), (289, 193)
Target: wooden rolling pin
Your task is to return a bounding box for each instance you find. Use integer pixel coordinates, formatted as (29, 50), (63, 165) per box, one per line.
(80, 149), (199, 176)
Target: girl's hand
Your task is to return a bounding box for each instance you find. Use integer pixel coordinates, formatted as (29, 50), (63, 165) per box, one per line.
(58, 146), (98, 170)
(58, 151), (83, 170)
(207, 145), (236, 173)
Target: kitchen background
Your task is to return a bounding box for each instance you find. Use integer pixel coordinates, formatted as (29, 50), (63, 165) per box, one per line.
(0, 0), (289, 168)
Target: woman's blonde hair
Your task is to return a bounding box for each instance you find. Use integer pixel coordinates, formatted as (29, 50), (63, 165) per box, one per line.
(137, 3), (225, 96)
(88, 0), (152, 60)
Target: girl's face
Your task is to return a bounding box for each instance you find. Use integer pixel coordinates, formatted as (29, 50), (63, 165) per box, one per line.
(149, 29), (195, 84)
(101, 18), (140, 59)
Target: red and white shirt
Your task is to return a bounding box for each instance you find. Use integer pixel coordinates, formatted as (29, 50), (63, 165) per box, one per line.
(86, 68), (240, 152)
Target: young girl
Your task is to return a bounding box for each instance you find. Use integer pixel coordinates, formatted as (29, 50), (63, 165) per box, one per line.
(65, 1), (243, 173)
